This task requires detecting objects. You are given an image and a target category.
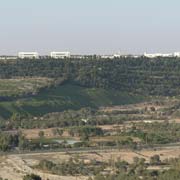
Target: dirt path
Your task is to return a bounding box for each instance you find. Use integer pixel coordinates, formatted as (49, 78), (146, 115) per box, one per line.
(0, 155), (87, 180)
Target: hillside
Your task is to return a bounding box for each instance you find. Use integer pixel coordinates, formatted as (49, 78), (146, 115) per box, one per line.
(0, 57), (180, 96)
(0, 57), (179, 119)
(0, 84), (145, 119)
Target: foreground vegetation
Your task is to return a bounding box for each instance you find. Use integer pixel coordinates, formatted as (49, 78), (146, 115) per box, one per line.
(36, 155), (180, 180)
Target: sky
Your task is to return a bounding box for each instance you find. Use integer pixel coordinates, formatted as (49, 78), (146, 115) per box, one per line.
(0, 0), (180, 55)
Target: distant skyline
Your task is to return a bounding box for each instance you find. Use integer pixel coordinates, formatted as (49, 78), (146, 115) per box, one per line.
(0, 0), (180, 55)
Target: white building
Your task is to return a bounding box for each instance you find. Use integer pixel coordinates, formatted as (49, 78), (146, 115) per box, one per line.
(174, 52), (180, 57)
(18, 52), (39, 59)
(50, 52), (71, 59)
(144, 52), (173, 58)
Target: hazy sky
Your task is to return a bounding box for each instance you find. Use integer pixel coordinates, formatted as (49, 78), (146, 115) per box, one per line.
(0, 0), (180, 55)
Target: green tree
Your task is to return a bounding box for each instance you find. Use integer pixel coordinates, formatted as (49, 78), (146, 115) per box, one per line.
(150, 155), (161, 165)
(23, 174), (41, 180)
(38, 131), (44, 138)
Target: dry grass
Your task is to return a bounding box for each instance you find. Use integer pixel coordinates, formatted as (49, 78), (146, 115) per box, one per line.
(1, 145), (180, 180)
(22, 128), (70, 139)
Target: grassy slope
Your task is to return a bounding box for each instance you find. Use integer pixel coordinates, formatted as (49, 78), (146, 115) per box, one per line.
(0, 78), (53, 97)
(0, 84), (146, 119)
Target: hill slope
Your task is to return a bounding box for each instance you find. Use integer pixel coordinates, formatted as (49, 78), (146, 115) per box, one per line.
(0, 84), (146, 119)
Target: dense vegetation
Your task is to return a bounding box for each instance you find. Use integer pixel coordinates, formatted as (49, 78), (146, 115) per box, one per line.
(0, 57), (180, 96)
(123, 122), (180, 145)
(23, 174), (41, 180)
(0, 57), (179, 119)
(0, 84), (145, 119)
(0, 131), (28, 151)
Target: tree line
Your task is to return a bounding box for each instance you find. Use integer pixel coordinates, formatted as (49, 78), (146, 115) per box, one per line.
(0, 57), (180, 96)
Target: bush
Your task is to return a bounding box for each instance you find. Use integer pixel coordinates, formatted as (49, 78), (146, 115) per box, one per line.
(23, 174), (41, 180)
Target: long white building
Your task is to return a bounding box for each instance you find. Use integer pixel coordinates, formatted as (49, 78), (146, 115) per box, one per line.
(18, 52), (39, 59)
(50, 52), (70, 59)
(144, 52), (173, 58)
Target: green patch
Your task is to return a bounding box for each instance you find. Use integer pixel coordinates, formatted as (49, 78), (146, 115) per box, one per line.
(0, 84), (146, 119)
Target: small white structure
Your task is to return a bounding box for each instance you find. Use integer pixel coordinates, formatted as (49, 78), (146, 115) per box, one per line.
(18, 52), (39, 59)
(0, 56), (18, 60)
(50, 52), (70, 59)
(113, 54), (121, 58)
(101, 55), (114, 59)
